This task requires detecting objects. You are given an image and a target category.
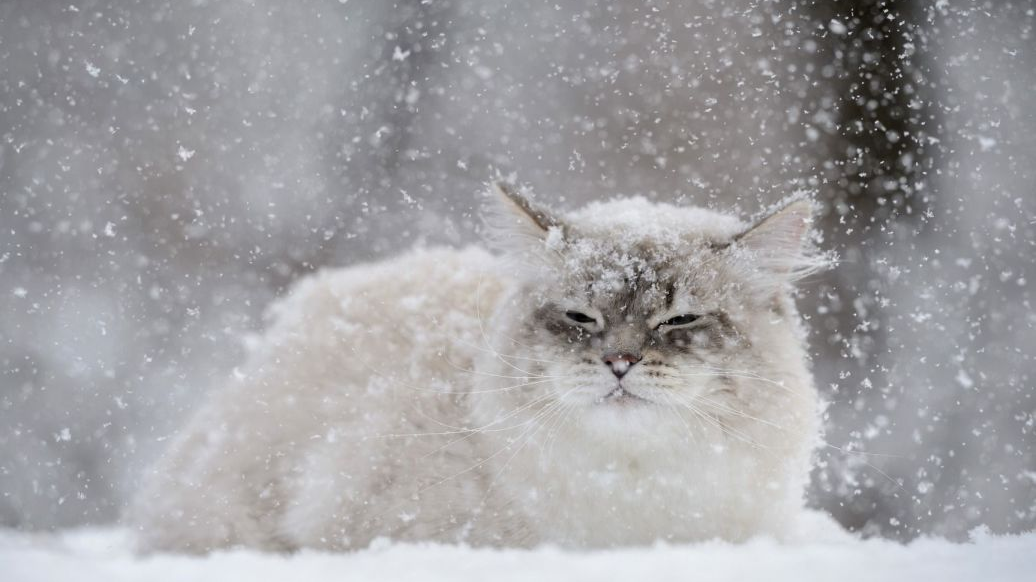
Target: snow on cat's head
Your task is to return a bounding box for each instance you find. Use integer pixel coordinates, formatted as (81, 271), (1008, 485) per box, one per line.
(482, 181), (827, 438)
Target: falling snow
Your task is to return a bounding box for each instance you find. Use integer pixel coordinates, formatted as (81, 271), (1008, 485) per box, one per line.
(1, 0), (1034, 576)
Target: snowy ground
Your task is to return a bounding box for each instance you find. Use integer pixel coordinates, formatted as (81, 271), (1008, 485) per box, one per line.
(2, 528), (1034, 582)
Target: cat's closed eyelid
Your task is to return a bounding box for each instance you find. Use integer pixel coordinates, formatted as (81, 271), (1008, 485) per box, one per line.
(563, 310), (600, 326)
(662, 314), (700, 326)
(655, 312), (714, 330)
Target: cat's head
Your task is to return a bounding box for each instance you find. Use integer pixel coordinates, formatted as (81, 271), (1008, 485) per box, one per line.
(480, 180), (828, 439)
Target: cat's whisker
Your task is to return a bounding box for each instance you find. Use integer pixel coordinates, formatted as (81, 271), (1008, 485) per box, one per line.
(677, 363), (787, 385)
(543, 402), (576, 465)
(473, 273), (553, 377)
(400, 398), (473, 433)
(458, 390), (562, 434)
(660, 365), (809, 404)
(667, 394), (770, 450)
(365, 396), (574, 531)
(690, 397), (788, 432)
(462, 378), (559, 395)
(673, 393), (807, 462)
(819, 441), (916, 493)
(417, 412), (549, 462)
(821, 443), (912, 493)
(411, 394), (570, 509)
(658, 391), (716, 445)
(364, 409), (556, 442)
(397, 385), (581, 518)
(366, 386), (565, 445)
(657, 389), (700, 447)
(823, 442), (905, 460)
(539, 386), (593, 466)
(484, 403), (563, 487)
(669, 366), (813, 403)
(672, 367), (785, 386)
(479, 388), (582, 505)
(442, 351), (568, 381)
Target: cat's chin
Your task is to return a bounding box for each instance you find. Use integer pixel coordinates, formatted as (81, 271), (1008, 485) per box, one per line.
(577, 387), (666, 430)
(577, 402), (672, 441)
(594, 387), (652, 406)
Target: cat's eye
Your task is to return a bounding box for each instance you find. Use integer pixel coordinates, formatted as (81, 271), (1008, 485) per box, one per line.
(660, 314), (700, 327)
(565, 311), (596, 324)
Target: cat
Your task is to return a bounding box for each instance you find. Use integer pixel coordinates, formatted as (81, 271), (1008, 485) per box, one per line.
(129, 181), (836, 553)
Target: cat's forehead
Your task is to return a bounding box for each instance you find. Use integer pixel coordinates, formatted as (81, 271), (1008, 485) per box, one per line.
(556, 199), (743, 291)
(525, 197), (750, 310)
(550, 233), (721, 314)
(561, 236), (683, 284)
(563, 196), (745, 243)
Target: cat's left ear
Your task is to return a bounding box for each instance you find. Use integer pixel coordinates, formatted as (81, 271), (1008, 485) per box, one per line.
(483, 180), (566, 262)
(733, 197), (826, 284)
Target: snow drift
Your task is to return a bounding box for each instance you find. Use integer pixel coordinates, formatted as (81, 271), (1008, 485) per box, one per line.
(2, 528), (1034, 582)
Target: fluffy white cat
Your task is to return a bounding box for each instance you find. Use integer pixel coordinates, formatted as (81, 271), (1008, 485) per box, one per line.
(130, 183), (838, 553)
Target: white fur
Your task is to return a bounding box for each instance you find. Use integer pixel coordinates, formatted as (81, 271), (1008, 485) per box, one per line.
(129, 195), (837, 553)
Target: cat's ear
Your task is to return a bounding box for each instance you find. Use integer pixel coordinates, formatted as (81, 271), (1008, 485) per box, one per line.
(483, 180), (565, 263)
(732, 197), (828, 285)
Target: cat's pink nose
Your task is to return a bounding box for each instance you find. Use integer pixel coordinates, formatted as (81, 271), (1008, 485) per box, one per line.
(602, 352), (641, 379)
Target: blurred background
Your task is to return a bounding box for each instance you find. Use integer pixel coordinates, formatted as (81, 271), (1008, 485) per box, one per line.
(1, 0), (1033, 540)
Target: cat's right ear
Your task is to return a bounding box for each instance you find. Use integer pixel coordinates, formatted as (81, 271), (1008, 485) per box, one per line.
(482, 180), (566, 266)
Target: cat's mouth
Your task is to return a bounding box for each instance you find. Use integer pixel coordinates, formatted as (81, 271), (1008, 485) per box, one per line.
(596, 387), (650, 405)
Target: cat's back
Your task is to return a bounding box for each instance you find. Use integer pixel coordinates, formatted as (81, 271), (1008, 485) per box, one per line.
(211, 244), (505, 434)
(259, 244), (503, 378)
(132, 246), (507, 552)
